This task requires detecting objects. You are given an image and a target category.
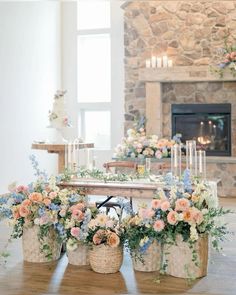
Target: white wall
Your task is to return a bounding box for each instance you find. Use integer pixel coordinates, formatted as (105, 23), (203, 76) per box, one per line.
(0, 2), (61, 193)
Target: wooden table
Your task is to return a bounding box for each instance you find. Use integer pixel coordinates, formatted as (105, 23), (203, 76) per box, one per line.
(32, 143), (94, 173)
(60, 180), (161, 199)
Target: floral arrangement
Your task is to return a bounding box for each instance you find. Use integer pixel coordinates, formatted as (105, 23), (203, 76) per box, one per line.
(0, 176), (67, 259)
(124, 201), (166, 260)
(154, 180), (231, 256)
(58, 189), (97, 252)
(212, 34), (236, 77)
(113, 128), (181, 160)
(86, 214), (125, 248)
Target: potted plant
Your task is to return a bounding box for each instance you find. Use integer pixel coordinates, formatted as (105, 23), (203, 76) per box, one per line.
(124, 201), (165, 272)
(58, 189), (97, 266)
(0, 177), (66, 263)
(86, 213), (125, 274)
(157, 181), (231, 279)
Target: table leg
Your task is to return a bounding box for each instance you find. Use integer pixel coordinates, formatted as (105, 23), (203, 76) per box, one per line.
(58, 151), (65, 173)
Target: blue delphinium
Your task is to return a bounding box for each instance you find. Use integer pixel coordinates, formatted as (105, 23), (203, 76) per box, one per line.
(29, 154), (48, 181)
(38, 207), (46, 217)
(183, 169), (192, 192)
(12, 193), (24, 204)
(68, 194), (80, 203)
(139, 238), (152, 254)
(172, 133), (182, 144)
(0, 206), (12, 219)
(48, 204), (60, 211)
(54, 223), (66, 240)
(0, 197), (8, 205)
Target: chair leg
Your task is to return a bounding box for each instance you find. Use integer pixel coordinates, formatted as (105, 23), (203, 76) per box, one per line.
(130, 197), (133, 210)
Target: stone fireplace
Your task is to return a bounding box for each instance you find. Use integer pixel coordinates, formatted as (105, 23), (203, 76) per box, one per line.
(122, 1), (236, 196)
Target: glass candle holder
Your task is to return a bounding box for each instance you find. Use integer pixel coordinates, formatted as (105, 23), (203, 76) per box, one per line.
(145, 158), (151, 173)
(171, 143), (182, 178)
(186, 140), (197, 177)
(197, 150), (206, 180)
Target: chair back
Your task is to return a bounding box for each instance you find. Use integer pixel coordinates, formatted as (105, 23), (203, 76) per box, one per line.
(103, 161), (137, 173)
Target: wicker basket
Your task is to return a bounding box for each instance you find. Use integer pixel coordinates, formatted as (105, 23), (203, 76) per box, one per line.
(132, 240), (161, 272)
(22, 225), (62, 263)
(67, 244), (89, 266)
(164, 234), (209, 278)
(89, 244), (123, 274)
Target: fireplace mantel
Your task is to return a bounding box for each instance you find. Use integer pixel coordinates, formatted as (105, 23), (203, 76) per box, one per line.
(139, 66), (236, 136)
(139, 66), (236, 83)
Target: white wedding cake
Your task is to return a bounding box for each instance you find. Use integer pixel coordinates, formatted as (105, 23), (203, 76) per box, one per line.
(48, 90), (71, 129)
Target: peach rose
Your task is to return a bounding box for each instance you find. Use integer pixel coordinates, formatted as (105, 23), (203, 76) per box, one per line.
(192, 208), (204, 225)
(183, 209), (194, 223)
(19, 205), (30, 217)
(29, 192), (43, 203)
(75, 203), (85, 211)
(167, 211), (178, 225)
(92, 229), (106, 245)
(22, 199), (31, 207)
(161, 201), (170, 212)
(107, 233), (120, 248)
(153, 220), (165, 232)
(138, 208), (155, 219)
(151, 199), (162, 209)
(71, 227), (80, 238)
(59, 209), (66, 217)
(175, 198), (190, 211)
(13, 208), (20, 219)
(72, 209), (84, 221)
(43, 198), (51, 206)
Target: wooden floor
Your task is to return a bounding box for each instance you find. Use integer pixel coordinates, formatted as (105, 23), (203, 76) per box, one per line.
(0, 198), (235, 295)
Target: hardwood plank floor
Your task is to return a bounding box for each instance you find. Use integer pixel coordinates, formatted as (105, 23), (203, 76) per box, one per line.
(0, 198), (235, 295)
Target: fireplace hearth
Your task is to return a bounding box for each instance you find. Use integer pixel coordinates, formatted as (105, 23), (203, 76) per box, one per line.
(172, 104), (231, 156)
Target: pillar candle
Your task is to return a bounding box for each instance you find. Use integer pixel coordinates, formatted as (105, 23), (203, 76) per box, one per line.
(168, 59), (173, 67)
(162, 55), (168, 67)
(157, 57), (162, 68)
(151, 56), (156, 68)
(145, 59), (151, 68)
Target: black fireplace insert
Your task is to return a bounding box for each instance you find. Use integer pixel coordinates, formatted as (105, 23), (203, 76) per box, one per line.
(172, 104), (231, 156)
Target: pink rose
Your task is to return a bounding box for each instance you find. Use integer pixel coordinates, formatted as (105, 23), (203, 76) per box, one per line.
(138, 208), (155, 219)
(49, 192), (57, 199)
(161, 201), (170, 211)
(71, 227), (80, 238)
(72, 209), (84, 221)
(153, 220), (165, 232)
(167, 211), (178, 225)
(192, 208), (204, 225)
(19, 205), (30, 217)
(175, 198), (190, 212)
(151, 199), (162, 209)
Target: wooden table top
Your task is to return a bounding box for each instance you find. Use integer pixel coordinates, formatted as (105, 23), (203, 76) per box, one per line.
(59, 179), (163, 199)
(32, 142), (94, 152)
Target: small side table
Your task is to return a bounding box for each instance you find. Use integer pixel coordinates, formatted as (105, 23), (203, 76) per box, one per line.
(31, 143), (94, 173)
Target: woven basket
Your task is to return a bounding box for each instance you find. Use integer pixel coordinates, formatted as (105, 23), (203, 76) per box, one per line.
(89, 244), (123, 274)
(164, 234), (209, 278)
(132, 240), (161, 272)
(67, 244), (89, 266)
(22, 225), (62, 263)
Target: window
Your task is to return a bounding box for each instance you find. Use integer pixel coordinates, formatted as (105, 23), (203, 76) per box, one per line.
(77, 0), (111, 149)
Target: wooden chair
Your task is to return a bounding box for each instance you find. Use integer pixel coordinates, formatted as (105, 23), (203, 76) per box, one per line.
(96, 161), (138, 213)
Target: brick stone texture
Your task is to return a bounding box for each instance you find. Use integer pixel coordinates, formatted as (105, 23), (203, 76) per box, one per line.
(123, 1), (236, 196)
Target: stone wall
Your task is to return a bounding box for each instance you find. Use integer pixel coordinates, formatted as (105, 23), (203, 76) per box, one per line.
(124, 0), (236, 130)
